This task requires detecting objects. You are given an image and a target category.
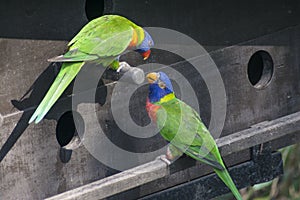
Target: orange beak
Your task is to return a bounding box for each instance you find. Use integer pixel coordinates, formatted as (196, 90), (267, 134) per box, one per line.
(146, 72), (158, 83)
(141, 49), (151, 60)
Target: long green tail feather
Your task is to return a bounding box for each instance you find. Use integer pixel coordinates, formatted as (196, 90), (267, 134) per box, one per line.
(189, 144), (242, 199)
(210, 146), (242, 200)
(214, 168), (242, 200)
(184, 148), (224, 170)
(29, 62), (84, 124)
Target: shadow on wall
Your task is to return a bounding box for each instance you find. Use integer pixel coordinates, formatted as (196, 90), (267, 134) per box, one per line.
(0, 62), (108, 163)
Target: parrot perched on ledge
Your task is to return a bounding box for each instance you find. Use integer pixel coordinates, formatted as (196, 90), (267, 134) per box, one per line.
(29, 15), (153, 124)
(146, 72), (242, 200)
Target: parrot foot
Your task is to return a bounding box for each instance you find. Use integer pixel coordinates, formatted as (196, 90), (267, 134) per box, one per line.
(156, 155), (172, 166)
(117, 61), (131, 72)
(117, 61), (145, 84)
(166, 146), (175, 160)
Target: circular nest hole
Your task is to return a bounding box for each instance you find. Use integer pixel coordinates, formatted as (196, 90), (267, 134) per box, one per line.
(247, 50), (274, 89)
(56, 111), (84, 150)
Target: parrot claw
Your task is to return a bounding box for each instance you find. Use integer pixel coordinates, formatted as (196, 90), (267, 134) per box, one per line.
(156, 155), (172, 166)
(117, 61), (131, 73)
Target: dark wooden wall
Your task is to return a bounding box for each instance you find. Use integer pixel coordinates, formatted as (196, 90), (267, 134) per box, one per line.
(0, 0), (300, 199)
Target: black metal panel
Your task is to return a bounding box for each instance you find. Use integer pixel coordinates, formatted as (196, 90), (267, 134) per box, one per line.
(0, 0), (88, 40)
(107, 0), (300, 48)
(0, 0), (299, 45)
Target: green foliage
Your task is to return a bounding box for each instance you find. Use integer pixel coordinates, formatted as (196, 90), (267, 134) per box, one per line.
(242, 144), (300, 200)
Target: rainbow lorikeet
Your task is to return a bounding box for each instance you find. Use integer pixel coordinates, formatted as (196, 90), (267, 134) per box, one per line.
(29, 15), (153, 124)
(146, 72), (242, 200)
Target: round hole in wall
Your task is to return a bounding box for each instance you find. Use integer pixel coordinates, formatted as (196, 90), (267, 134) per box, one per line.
(85, 0), (105, 21)
(247, 50), (274, 89)
(56, 111), (85, 150)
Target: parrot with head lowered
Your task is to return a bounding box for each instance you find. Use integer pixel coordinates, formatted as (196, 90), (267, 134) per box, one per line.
(146, 72), (242, 200)
(29, 15), (154, 124)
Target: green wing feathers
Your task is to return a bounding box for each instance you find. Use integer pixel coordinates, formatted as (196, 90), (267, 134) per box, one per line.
(184, 145), (224, 170)
(49, 15), (138, 64)
(67, 15), (135, 59)
(29, 62), (84, 124)
(68, 15), (129, 46)
(47, 51), (99, 62)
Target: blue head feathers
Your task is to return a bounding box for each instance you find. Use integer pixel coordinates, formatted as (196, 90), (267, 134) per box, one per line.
(147, 72), (174, 103)
(158, 72), (173, 91)
(136, 29), (154, 53)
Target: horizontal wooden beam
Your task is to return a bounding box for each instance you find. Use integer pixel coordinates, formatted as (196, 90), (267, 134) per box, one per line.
(218, 111), (300, 156)
(46, 111), (300, 200)
(46, 160), (169, 200)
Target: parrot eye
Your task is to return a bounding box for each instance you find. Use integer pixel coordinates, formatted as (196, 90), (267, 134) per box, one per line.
(148, 40), (153, 46)
(158, 81), (166, 89)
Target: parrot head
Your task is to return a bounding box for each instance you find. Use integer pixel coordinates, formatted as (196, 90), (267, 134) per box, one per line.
(136, 30), (154, 60)
(146, 72), (174, 103)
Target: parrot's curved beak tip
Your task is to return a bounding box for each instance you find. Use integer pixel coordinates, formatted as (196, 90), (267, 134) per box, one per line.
(142, 49), (151, 60)
(146, 72), (158, 84)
